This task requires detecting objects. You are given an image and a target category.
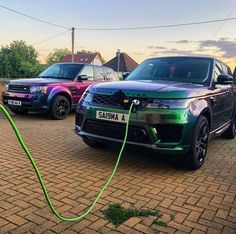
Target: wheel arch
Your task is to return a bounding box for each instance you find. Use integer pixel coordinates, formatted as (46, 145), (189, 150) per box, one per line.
(48, 89), (73, 110)
(200, 108), (212, 130)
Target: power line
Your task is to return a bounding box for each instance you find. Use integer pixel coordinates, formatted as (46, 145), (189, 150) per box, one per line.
(32, 29), (71, 46)
(0, 4), (70, 29)
(212, 6), (236, 39)
(77, 17), (236, 31)
(1, 3), (236, 32)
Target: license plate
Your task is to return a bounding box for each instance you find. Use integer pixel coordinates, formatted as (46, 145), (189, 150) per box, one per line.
(96, 111), (128, 123)
(8, 100), (22, 106)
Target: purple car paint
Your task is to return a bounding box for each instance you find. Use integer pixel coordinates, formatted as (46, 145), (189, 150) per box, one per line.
(2, 63), (118, 119)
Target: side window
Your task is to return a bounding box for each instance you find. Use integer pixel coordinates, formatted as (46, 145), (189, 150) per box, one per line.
(94, 67), (106, 81)
(80, 66), (94, 80)
(105, 68), (119, 81)
(221, 63), (229, 75)
(214, 61), (223, 81)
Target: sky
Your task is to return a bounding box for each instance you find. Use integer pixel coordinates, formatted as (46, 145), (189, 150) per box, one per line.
(0, 0), (236, 70)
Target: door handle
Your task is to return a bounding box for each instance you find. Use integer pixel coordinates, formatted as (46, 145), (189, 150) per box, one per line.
(210, 96), (216, 104)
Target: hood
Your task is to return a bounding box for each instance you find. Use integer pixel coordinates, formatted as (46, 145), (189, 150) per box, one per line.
(89, 80), (210, 99)
(9, 78), (68, 86)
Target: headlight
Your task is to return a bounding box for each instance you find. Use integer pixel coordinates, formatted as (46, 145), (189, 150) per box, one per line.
(146, 99), (194, 109)
(79, 92), (93, 104)
(30, 86), (47, 94)
(5, 83), (9, 91)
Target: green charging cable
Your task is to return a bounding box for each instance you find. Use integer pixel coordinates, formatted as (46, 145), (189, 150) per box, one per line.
(0, 103), (134, 222)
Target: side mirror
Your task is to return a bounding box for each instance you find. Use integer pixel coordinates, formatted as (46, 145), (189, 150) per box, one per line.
(77, 74), (88, 81)
(122, 72), (130, 80)
(216, 74), (233, 85)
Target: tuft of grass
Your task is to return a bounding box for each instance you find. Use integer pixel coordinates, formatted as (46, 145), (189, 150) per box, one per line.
(152, 220), (167, 227)
(102, 203), (160, 226)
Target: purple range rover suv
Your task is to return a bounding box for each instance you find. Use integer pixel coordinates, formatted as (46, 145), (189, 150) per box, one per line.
(2, 63), (118, 120)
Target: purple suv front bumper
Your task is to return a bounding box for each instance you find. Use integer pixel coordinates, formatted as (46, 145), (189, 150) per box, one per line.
(2, 91), (48, 111)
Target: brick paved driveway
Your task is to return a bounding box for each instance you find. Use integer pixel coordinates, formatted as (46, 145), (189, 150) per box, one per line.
(0, 109), (236, 233)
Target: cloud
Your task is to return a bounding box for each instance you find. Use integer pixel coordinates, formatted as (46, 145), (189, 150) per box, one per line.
(172, 40), (190, 44)
(132, 52), (143, 55)
(199, 39), (236, 58)
(151, 48), (194, 56)
(147, 46), (167, 50)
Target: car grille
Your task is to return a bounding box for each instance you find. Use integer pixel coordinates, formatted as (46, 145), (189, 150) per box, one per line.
(92, 94), (123, 108)
(83, 120), (151, 144)
(92, 93), (148, 109)
(8, 84), (30, 93)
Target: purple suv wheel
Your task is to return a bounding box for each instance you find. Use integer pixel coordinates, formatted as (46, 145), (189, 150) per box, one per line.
(50, 95), (70, 120)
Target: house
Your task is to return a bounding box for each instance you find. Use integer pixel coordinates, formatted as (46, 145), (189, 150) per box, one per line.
(61, 53), (103, 65)
(104, 52), (138, 76)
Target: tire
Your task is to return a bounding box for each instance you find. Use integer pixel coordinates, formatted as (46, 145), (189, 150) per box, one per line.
(185, 116), (209, 170)
(49, 95), (70, 120)
(221, 115), (236, 139)
(10, 107), (29, 115)
(82, 137), (105, 149)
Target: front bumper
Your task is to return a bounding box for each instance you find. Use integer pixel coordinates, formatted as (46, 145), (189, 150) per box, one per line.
(75, 103), (197, 154)
(2, 91), (48, 111)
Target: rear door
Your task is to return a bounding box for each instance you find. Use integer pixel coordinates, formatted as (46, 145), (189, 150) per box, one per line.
(94, 66), (107, 82)
(104, 67), (119, 81)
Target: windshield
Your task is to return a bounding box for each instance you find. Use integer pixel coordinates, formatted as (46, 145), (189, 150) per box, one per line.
(39, 64), (83, 80)
(127, 57), (213, 85)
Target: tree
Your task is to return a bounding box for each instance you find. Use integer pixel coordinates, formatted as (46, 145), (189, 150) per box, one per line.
(76, 50), (106, 64)
(46, 48), (71, 65)
(0, 40), (41, 78)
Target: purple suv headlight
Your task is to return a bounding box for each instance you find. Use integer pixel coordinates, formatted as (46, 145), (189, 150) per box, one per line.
(29, 86), (48, 94)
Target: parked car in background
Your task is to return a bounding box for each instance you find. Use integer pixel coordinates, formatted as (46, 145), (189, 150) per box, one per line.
(2, 63), (118, 119)
(75, 56), (236, 169)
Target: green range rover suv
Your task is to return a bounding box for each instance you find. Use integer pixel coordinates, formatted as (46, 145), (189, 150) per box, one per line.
(75, 56), (236, 169)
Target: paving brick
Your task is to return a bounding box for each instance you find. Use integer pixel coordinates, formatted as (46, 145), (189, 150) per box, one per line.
(183, 220), (207, 232)
(89, 218), (109, 231)
(215, 209), (229, 219)
(187, 211), (201, 222)
(1, 97), (236, 233)
(117, 224), (143, 234)
(159, 198), (173, 208)
(207, 227), (221, 234)
(134, 223), (156, 234)
(123, 217), (141, 227)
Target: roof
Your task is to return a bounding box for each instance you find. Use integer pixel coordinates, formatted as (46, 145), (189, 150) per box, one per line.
(61, 53), (98, 63)
(104, 52), (138, 72)
(149, 56), (215, 60)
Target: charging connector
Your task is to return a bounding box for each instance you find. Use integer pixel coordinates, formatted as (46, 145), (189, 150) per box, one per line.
(132, 99), (140, 106)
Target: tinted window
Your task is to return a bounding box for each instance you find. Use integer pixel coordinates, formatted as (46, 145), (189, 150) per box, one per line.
(80, 65), (94, 80)
(105, 68), (119, 81)
(214, 62), (223, 80)
(94, 67), (106, 81)
(127, 57), (212, 85)
(221, 62), (232, 75)
(39, 64), (83, 80)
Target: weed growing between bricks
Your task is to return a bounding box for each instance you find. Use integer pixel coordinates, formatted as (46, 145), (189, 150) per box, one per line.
(102, 203), (164, 227)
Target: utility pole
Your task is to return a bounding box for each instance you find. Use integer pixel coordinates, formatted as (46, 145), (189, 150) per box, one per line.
(117, 49), (121, 74)
(71, 27), (75, 63)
